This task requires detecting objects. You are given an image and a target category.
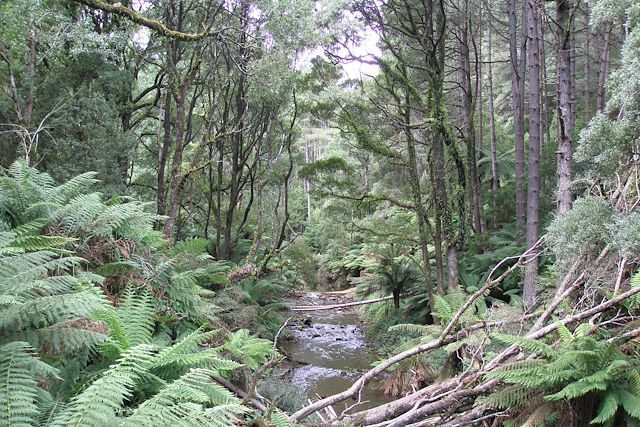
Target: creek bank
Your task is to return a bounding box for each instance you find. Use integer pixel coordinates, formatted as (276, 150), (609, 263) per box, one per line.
(271, 291), (392, 413)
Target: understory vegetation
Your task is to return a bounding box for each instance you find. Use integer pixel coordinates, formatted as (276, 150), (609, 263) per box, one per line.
(2, 0), (640, 426)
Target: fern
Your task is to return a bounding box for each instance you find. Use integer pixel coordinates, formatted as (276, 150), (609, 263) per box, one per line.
(388, 323), (431, 335)
(151, 328), (243, 376)
(0, 162), (261, 427)
(493, 334), (555, 358)
(51, 344), (157, 427)
(269, 412), (295, 427)
(95, 287), (156, 358)
(591, 392), (619, 424)
(486, 328), (640, 425)
(121, 369), (238, 427)
(224, 329), (276, 370)
(479, 384), (539, 410)
(0, 230), (108, 352)
(0, 342), (59, 427)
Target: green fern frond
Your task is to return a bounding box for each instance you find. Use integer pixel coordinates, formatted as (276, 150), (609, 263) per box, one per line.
(388, 323), (431, 335)
(184, 403), (249, 427)
(269, 412), (294, 427)
(95, 288), (155, 357)
(21, 325), (108, 354)
(0, 342), (59, 427)
(591, 392), (619, 424)
(433, 294), (454, 324)
(50, 172), (99, 204)
(629, 370), (640, 396)
(51, 344), (157, 427)
(556, 323), (575, 344)
(545, 379), (608, 401)
(493, 334), (555, 358)
(122, 368), (238, 426)
(478, 384), (539, 409)
(617, 389), (640, 419)
(117, 288), (156, 347)
(224, 330), (276, 370)
(574, 323), (592, 338)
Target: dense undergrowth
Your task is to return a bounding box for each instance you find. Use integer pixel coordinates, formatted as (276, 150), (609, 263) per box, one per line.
(0, 162), (293, 427)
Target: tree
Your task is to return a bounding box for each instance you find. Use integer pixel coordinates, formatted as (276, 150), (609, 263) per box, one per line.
(555, 0), (574, 213)
(523, 0), (542, 310)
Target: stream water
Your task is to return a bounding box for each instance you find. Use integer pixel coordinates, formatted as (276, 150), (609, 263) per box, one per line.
(277, 292), (391, 412)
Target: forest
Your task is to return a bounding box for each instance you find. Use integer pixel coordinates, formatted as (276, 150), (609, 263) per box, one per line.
(1, 0), (639, 426)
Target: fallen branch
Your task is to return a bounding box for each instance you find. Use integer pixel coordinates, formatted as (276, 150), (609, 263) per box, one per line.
(290, 296), (393, 311)
(242, 357), (282, 407)
(212, 376), (267, 412)
(287, 241), (540, 423)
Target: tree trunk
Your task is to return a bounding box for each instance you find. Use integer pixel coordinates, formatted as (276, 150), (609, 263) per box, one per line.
(304, 138), (313, 224)
(523, 0), (542, 310)
(215, 138), (224, 258)
(583, 6), (591, 122)
(508, 0), (527, 244)
(429, 167), (446, 295)
(404, 97), (436, 312)
(596, 22), (611, 111)
(163, 84), (188, 240)
(487, 23), (500, 191)
(157, 88), (172, 216)
(556, 0), (573, 213)
(459, 20), (483, 236)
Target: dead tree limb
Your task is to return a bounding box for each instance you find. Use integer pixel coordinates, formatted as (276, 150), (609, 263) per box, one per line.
(288, 241), (541, 423)
(290, 296), (393, 311)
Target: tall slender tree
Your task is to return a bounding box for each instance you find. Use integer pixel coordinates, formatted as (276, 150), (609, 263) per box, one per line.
(523, 0), (542, 310)
(556, 0), (574, 213)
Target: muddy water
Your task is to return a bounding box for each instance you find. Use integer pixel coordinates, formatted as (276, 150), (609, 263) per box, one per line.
(280, 292), (391, 412)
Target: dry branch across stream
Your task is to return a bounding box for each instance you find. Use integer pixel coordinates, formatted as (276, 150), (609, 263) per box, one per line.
(289, 296), (394, 312)
(286, 240), (640, 426)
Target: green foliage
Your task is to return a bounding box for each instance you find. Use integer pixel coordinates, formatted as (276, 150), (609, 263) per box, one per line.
(95, 288), (156, 358)
(484, 326), (640, 425)
(0, 227), (108, 353)
(608, 212), (640, 258)
(546, 197), (613, 269)
(298, 156), (353, 179)
(353, 246), (421, 310)
(0, 163), (278, 426)
(224, 329), (276, 370)
(49, 343), (247, 427)
(0, 342), (59, 427)
(0, 161), (163, 252)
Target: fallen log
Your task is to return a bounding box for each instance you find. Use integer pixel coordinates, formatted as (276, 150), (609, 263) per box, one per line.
(289, 240), (640, 425)
(353, 282), (640, 426)
(290, 296), (393, 311)
(211, 376), (267, 412)
(287, 241), (539, 423)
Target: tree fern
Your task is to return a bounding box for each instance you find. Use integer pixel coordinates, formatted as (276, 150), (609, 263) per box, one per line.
(121, 368), (238, 427)
(0, 342), (59, 427)
(591, 392), (619, 424)
(96, 287), (156, 358)
(0, 162), (265, 427)
(51, 344), (157, 427)
(492, 334), (555, 358)
(224, 330), (276, 370)
(0, 230), (108, 352)
(268, 412), (295, 427)
(486, 329), (640, 425)
(478, 384), (539, 410)
(151, 328), (242, 377)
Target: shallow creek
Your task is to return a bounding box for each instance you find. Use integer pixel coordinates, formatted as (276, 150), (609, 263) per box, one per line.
(278, 292), (391, 412)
